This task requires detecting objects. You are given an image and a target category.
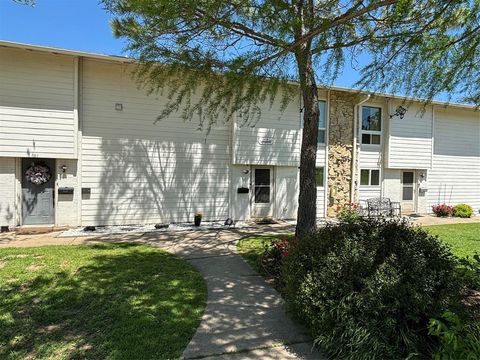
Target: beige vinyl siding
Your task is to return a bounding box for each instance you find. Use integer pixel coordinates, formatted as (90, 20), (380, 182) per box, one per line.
(428, 108), (480, 212)
(0, 47), (76, 158)
(233, 96), (301, 166)
(388, 102), (433, 169)
(0, 157), (16, 226)
(81, 59), (230, 225)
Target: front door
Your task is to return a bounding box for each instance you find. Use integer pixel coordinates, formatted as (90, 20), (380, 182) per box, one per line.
(252, 167), (274, 218)
(401, 171), (415, 215)
(22, 158), (55, 225)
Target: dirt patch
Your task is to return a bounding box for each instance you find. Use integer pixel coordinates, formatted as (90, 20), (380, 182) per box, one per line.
(0, 260), (7, 269)
(26, 264), (45, 272)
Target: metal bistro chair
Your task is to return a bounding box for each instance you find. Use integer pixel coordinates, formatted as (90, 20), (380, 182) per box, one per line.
(367, 197), (396, 218)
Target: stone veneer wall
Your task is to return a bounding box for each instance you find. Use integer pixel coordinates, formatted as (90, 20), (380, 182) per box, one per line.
(327, 91), (357, 217)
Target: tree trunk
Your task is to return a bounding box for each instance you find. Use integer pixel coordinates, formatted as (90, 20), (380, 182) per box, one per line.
(295, 52), (319, 238)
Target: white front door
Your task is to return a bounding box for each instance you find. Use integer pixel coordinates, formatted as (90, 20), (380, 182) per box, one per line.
(252, 167), (274, 218)
(401, 171), (416, 214)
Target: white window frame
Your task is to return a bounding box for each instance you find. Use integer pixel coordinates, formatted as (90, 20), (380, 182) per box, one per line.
(360, 168), (381, 187)
(360, 106), (382, 146)
(318, 100), (327, 144)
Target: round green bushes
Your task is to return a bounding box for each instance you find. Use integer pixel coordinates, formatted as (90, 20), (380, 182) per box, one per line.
(453, 204), (474, 218)
(283, 219), (460, 360)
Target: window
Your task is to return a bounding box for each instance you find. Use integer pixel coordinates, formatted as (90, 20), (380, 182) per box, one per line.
(254, 169), (270, 203)
(318, 101), (326, 144)
(315, 167), (324, 187)
(361, 106), (382, 145)
(360, 169), (380, 186)
(402, 171), (415, 201)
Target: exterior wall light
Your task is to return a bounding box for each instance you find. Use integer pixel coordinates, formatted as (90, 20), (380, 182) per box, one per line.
(390, 106), (407, 119)
(115, 103), (123, 111)
(61, 165), (68, 173)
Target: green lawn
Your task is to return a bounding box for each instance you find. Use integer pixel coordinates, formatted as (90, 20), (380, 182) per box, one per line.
(0, 244), (207, 360)
(424, 223), (480, 258)
(237, 236), (277, 274)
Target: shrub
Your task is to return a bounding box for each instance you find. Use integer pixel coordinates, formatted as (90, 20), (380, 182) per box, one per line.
(260, 238), (290, 287)
(432, 204), (454, 217)
(429, 311), (480, 360)
(337, 203), (362, 222)
(452, 204), (474, 218)
(283, 218), (461, 360)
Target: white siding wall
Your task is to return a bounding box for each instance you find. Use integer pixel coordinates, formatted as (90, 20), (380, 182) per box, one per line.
(0, 47), (76, 159)
(233, 96), (301, 166)
(0, 157), (16, 226)
(230, 165), (251, 221)
(316, 145), (327, 218)
(81, 59), (231, 225)
(428, 108), (480, 212)
(388, 102), (433, 169)
(275, 166), (299, 219)
(358, 149), (382, 201)
(56, 159), (79, 226)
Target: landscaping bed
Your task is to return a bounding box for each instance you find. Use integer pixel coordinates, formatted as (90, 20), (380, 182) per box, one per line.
(238, 220), (480, 359)
(0, 244), (207, 359)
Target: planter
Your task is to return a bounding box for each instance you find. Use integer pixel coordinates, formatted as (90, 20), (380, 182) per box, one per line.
(194, 214), (202, 226)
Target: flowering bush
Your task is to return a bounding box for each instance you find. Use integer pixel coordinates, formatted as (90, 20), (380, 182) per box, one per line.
(337, 202), (362, 222)
(432, 204), (454, 217)
(260, 237), (291, 289)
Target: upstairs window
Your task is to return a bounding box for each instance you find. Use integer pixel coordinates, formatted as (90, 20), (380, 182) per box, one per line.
(360, 169), (380, 186)
(361, 106), (382, 145)
(318, 100), (326, 144)
(315, 167), (325, 187)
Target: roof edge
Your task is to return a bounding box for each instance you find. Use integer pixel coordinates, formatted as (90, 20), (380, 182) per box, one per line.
(0, 40), (477, 111)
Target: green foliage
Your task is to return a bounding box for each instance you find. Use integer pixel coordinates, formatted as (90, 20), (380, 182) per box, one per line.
(0, 244), (206, 359)
(429, 311), (480, 360)
(103, 0), (480, 134)
(453, 203), (474, 218)
(283, 219), (460, 359)
(337, 203), (362, 222)
(456, 254), (480, 290)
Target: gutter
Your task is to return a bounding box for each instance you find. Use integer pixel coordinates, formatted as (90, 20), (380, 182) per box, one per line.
(351, 94), (371, 203)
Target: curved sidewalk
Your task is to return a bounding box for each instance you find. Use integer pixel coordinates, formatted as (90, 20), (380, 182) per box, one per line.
(143, 228), (322, 359)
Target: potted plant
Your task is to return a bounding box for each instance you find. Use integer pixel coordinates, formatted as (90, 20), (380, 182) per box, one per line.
(194, 212), (202, 226)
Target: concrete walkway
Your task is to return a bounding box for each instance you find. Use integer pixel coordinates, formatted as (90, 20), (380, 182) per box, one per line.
(0, 225), (322, 359)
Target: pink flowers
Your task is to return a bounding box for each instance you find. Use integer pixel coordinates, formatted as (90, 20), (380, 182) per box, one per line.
(431, 204), (454, 217)
(275, 241), (289, 256)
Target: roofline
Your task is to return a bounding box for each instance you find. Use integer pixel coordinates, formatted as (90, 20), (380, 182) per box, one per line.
(0, 40), (477, 111)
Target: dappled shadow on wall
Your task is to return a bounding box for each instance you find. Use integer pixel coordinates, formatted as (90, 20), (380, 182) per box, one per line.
(86, 134), (230, 226)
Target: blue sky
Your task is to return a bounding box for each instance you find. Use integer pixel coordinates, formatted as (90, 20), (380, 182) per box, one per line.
(0, 0), (363, 88)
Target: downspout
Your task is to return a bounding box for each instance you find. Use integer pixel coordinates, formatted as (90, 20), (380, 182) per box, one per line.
(351, 94), (371, 203)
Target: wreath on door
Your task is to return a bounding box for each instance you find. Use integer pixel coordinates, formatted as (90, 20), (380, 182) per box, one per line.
(25, 162), (52, 185)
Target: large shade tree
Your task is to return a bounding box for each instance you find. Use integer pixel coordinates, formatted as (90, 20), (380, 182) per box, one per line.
(102, 0), (479, 237)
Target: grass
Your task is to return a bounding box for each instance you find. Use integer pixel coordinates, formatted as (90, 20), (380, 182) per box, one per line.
(237, 236), (277, 273)
(0, 243), (207, 360)
(424, 223), (480, 258)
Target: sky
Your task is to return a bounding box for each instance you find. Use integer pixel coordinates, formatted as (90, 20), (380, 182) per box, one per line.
(0, 0), (363, 89)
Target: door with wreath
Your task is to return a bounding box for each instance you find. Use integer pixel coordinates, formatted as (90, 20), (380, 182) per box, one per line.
(22, 158), (55, 225)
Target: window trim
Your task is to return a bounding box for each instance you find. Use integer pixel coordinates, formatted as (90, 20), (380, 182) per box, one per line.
(360, 168), (381, 187)
(360, 106), (382, 146)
